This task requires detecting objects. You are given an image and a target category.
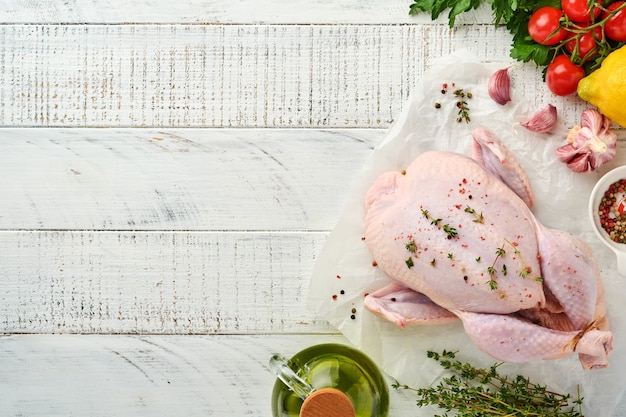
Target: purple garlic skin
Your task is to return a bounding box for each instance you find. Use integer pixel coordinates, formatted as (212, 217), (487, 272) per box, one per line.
(556, 109), (617, 173)
(488, 67), (511, 105)
(520, 104), (558, 133)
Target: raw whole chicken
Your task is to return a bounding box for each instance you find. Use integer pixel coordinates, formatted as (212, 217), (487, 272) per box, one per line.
(363, 127), (613, 369)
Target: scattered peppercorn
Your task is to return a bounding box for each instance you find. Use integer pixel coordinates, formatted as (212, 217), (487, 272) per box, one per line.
(599, 179), (626, 243)
(340, 289), (345, 295)
(351, 308), (357, 313)
(435, 102), (441, 109)
(350, 314), (356, 320)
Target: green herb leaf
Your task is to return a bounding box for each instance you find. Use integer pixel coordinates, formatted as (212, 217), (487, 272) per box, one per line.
(409, 0), (481, 27)
(394, 350), (584, 417)
(510, 40), (554, 66)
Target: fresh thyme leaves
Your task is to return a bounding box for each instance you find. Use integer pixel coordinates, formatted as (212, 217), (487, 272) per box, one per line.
(453, 88), (471, 123)
(485, 239), (543, 289)
(406, 240), (417, 253)
(393, 350), (584, 417)
(464, 205), (484, 223)
(486, 244), (507, 289)
(406, 256), (415, 269)
(421, 208), (459, 239)
(435, 83), (473, 123)
(443, 224), (458, 238)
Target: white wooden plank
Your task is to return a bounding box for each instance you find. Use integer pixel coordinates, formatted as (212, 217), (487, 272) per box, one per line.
(0, 128), (380, 230)
(0, 24), (589, 129)
(0, 230), (333, 334)
(0, 334), (624, 416)
(0, 334), (426, 416)
(0, 0), (492, 24)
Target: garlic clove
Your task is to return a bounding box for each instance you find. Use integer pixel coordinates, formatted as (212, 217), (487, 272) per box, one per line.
(590, 146), (617, 171)
(556, 143), (593, 173)
(555, 108), (617, 173)
(581, 108), (612, 134)
(520, 104), (558, 133)
(569, 153), (594, 173)
(488, 67), (511, 105)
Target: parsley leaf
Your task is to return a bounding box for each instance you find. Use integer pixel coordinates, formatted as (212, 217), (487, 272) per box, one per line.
(409, 0), (482, 27)
(510, 40), (553, 66)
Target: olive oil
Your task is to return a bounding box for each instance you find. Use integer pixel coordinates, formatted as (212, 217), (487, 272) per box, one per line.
(271, 344), (388, 417)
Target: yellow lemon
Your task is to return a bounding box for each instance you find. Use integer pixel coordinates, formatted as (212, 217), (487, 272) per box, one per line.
(577, 45), (626, 128)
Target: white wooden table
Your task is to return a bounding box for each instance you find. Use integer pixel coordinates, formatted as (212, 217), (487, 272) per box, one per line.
(1, 1), (624, 415)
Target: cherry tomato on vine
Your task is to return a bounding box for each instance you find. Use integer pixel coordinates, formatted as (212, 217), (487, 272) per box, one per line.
(528, 7), (568, 45)
(546, 55), (586, 96)
(561, 0), (602, 23)
(603, 1), (626, 42)
(565, 26), (602, 62)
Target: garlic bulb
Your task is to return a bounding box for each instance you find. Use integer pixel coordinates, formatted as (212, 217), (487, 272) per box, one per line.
(488, 67), (511, 105)
(555, 109), (617, 173)
(520, 104), (558, 133)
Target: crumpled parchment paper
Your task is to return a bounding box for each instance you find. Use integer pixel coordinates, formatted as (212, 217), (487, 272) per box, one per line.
(307, 50), (626, 417)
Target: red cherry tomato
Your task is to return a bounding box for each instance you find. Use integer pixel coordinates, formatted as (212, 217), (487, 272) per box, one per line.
(528, 7), (568, 45)
(565, 26), (602, 62)
(546, 55), (586, 96)
(603, 1), (626, 41)
(562, 0), (602, 22)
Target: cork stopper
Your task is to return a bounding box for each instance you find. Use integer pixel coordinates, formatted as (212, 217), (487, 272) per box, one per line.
(299, 387), (356, 417)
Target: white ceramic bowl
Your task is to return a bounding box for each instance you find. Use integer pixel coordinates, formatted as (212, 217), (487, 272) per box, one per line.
(589, 165), (626, 276)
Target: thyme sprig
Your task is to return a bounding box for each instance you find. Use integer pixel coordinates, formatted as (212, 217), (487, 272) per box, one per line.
(464, 205), (484, 223)
(454, 89), (471, 123)
(486, 239), (543, 290)
(421, 208), (458, 239)
(393, 350), (584, 417)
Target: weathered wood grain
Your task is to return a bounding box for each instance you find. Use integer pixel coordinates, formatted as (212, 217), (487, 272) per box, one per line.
(0, 24), (589, 129)
(0, 230), (334, 334)
(0, 128), (380, 230)
(0, 0), (491, 24)
(0, 333), (421, 416)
